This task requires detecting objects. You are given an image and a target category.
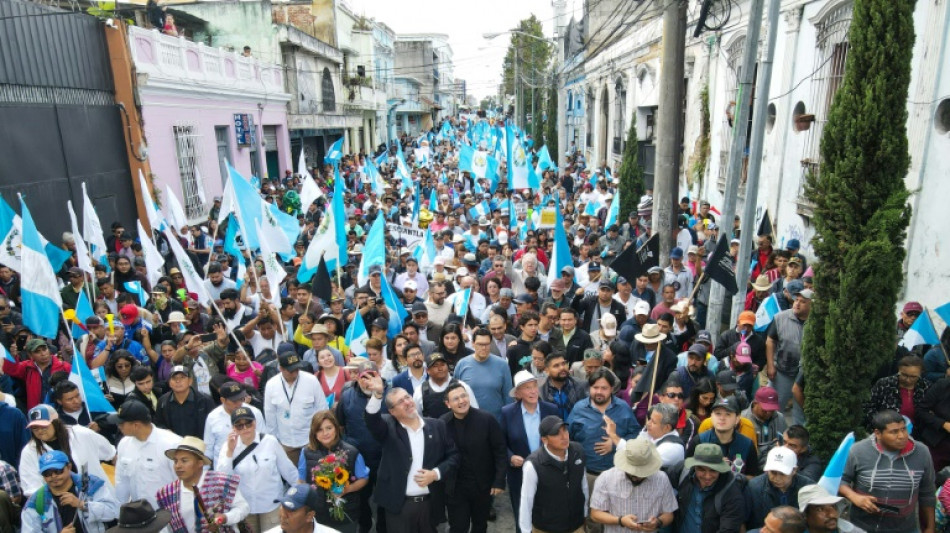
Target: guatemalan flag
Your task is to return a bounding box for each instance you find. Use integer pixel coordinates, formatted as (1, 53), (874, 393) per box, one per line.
(379, 274), (408, 339)
(468, 201), (490, 222)
(754, 294), (782, 332)
(70, 339), (116, 413)
(899, 308), (940, 350)
(19, 196), (63, 340)
(818, 432), (855, 495)
(324, 137), (344, 166)
(453, 287), (472, 318)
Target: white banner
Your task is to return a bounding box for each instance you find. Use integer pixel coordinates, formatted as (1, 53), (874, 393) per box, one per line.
(387, 223), (425, 248)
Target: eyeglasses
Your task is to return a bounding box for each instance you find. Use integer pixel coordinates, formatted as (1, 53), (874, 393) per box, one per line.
(233, 421), (254, 430)
(898, 372), (921, 381)
(42, 466), (68, 478)
(0, 306), (8, 310)
(665, 392), (685, 399)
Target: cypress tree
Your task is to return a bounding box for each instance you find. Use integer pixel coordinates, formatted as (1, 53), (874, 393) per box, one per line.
(617, 113), (645, 220)
(544, 80), (559, 156)
(802, 0), (915, 457)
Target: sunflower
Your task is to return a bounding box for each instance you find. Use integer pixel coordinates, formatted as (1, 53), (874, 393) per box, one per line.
(315, 476), (332, 490)
(334, 468), (349, 485)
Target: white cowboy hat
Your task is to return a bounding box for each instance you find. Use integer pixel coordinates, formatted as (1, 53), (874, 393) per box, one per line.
(634, 323), (667, 344)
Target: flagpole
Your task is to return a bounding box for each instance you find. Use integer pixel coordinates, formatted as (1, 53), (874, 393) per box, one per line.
(925, 307), (950, 366)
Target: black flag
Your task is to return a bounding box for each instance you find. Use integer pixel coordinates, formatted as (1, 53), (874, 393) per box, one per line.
(313, 255), (333, 303)
(757, 209), (774, 239)
(612, 233), (660, 282)
(704, 235), (739, 295)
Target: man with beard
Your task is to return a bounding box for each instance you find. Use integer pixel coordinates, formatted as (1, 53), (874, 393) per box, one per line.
(411, 302), (442, 345)
(440, 383), (507, 533)
(203, 262), (237, 301)
(589, 439), (677, 532)
(539, 352), (589, 421)
(567, 369), (640, 532)
(571, 279), (627, 334)
(676, 344), (716, 397)
(550, 308), (593, 365)
(220, 289), (256, 332)
(392, 344), (428, 396)
(425, 281), (452, 327)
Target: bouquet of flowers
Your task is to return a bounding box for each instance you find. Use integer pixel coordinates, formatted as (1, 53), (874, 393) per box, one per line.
(311, 452), (351, 521)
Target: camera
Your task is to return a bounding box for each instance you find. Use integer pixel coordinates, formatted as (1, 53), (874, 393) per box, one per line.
(375, 297), (384, 306)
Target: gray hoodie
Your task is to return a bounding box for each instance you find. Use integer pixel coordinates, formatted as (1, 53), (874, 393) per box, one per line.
(841, 435), (935, 532)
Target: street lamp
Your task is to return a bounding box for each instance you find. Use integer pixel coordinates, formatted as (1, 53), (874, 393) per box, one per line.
(484, 30), (556, 129)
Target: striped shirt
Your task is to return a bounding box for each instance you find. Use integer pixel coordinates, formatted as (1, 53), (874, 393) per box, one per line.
(589, 468), (678, 532)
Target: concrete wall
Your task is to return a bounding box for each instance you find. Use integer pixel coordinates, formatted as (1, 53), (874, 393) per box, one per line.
(177, 0), (281, 65)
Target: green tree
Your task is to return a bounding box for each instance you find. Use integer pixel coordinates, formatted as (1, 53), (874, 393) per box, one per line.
(617, 113), (645, 219)
(501, 15), (552, 128)
(544, 78), (559, 156)
(802, 0), (915, 458)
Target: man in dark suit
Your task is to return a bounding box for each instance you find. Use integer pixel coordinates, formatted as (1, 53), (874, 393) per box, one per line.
(570, 279), (627, 332)
(550, 308), (593, 364)
(410, 302), (443, 344)
(364, 374), (459, 533)
(440, 382), (507, 533)
(500, 371), (559, 532)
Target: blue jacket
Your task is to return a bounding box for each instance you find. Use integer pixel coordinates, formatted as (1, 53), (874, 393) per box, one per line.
(23, 473), (118, 533)
(335, 382), (389, 469)
(391, 369), (424, 396)
(0, 403), (29, 467)
(567, 396), (641, 473)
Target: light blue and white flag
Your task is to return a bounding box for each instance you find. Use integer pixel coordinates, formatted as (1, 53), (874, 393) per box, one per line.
(261, 202), (294, 261)
(69, 341), (116, 413)
(818, 432), (855, 495)
(67, 201), (93, 276)
(71, 289), (96, 339)
(164, 185), (190, 232)
(357, 215), (387, 286)
(124, 281), (149, 307)
(163, 227), (213, 307)
(332, 167), (348, 268)
(899, 309), (940, 350)
(18, 196), (63, 340)
(506, 123), (530, 189)
(0, 343), (14, 363)
(934, 302), (950, 333)
(139, 170), (165, 233)
(605, 191), (620, 229)
(453, 287), (472, 318)
(345, 311), (369, 356)
(547, 195), (574, 282)
(536, 145), (555, 172)
(429, 189), (439, 211)
(0, 196), (73, 274)
(298, 149), (323, 209)
(754, 294), (782, 332)
(324, 137), (344, 166)
(364, 158), (385, 196)
(81, 183), (109, 270)
(379, 274), (408, 339)
(584, 199), (603, 216)
(468, 201), (490, 222)
(138, 222), (165, 288)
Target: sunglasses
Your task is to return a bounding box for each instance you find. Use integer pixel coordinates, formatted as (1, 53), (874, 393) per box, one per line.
(233, 421), (254, 430)
(665, 392), (685, 399)
(42, 466), (68, 478)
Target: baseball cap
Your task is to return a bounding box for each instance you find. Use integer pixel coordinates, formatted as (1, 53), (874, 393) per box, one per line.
(589, 263), (602, 272)
(634, 300), (650, 316)
(597, 278), (613, 290)
(119, 304), (139, 325)
(903, 302), (923, 314)
(368, 264), (383, 276)
(411, 302), (428, 315)
(754, 386), (781, 411)
(403, 280), (418, 292)
(561, 265), (575, 277)
(39, 450), (70, 473)
(425, 353), (447, 367)
(538, 415), (568, 437)
(785, 279), (805, 296)
(716, 370), (738, 392)
(738, 311), (756, 327)
(798, 288), (814, 300)
(169, 365), (191, 378)
(25, 338), (48, 353)
(513, 293), (536, 304)
(278, 352), (305, 371)
(27, 404), (59, 428)
(600, 313), (618, 337)
(107, 399), (152, 425)
(787, 239), (801, 250)
(797, 484), (845, 513)
(371, 317), (388, 331)
(230, 406), (256, 424)
(734, 342), (753, 364)
(687, 344), (708, 358)
(549, 278), (567, 292)
(275, 485), (319, 511)
(455, 267), (469, 277)
(764, 446), (798, 475)
(696, 330), (713, 346)
(351, 359), (379, 377)
(219, 382), (247, 402)
(670, 247), (684, 260)
(710, 396), (740, 414)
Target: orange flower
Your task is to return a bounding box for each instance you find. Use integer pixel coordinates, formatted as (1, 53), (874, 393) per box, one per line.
(315, 476), (332, 490)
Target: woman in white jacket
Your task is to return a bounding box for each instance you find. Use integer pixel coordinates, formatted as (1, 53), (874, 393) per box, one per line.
(19, 404), (116, 498)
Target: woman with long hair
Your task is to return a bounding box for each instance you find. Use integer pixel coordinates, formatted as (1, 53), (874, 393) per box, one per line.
(381, 334), (409, 381)
(113, 255), (150, 303)
(19, 404), (116, 497)
(437, 323), (472, 373)
(528, 340), (553, 379)
(316, 349), (348, 408)
(298, 410), (368, 533)
(484, 278), (503, 308)
(687, 377), (717, 424)
(104, 350), (138, 407)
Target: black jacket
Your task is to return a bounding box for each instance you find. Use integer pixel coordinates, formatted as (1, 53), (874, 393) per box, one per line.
(631, 344), (678, 401)
(668, 463), (748, 533)
(570, 293), (627, 333)
(155, 388), (215, 438)
(550, 328), (593, 364)
(715, 329), (767, 369)
(916, 377), (950, 447)
(440, 407), (507, 495)
(364, 404), (459, 516)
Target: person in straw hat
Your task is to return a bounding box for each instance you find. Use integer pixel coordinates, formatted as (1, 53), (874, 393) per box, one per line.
(588, 438), (677, 531)
(631, 324), (677, 403)
(155, 436), (250, 532)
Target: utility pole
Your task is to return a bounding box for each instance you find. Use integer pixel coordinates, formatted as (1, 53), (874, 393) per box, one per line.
(653, 0), (687, 266)
(731, 0), (781, 323)
(515, 46), (520, 126)
(705, 0), (765, 333)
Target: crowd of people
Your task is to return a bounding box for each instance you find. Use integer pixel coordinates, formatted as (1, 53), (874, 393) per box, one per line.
(0, 113), (949, 533)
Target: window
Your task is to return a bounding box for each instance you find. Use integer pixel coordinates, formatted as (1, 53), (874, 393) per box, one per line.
(322, 68), (335, 112)
(173, 124), (206, 220)
(586, 91), (595, 147)
(613, 77), (627, 154)
(802, 1), (853, 171)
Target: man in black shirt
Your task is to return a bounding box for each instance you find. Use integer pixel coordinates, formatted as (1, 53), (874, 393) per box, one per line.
(155, 365), (215, 437)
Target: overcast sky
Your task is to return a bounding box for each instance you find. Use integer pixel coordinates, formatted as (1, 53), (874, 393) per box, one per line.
(345, 0), (578, 100)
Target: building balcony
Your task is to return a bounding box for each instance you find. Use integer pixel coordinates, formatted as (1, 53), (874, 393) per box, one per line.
(129, 26), (287, 99)
(395, 99), (425, 113)
(277, 25), (343, 64)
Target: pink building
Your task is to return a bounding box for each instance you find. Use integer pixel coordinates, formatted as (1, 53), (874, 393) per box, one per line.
(129, 26), (291, 223)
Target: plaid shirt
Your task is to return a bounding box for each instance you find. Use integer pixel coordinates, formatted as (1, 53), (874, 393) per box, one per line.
(0, 460), (22, 502)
